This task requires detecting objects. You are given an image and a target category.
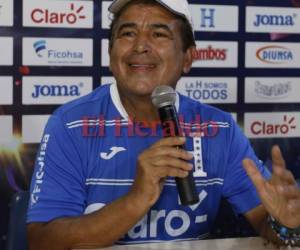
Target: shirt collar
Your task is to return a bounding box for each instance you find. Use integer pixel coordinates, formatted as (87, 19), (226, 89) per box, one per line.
(110, 83), (180, 121)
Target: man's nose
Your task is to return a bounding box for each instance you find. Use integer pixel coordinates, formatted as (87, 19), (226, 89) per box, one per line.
(133, 33), (152, 53)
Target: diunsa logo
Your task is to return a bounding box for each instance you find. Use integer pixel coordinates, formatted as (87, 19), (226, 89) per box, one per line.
(256, 46), (293, 64)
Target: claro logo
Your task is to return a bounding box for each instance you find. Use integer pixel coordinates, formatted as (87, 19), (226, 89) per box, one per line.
(251, 115), (296, 136)
(256, 46), (293, 64)
(192, 46), (227, 61)
(31, 3), (86, 24)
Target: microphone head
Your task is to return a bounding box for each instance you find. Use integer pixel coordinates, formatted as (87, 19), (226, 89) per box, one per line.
(151, 85), (176, 108)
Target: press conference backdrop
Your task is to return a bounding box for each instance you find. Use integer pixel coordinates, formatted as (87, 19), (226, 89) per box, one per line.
(1, 0), (300, 248)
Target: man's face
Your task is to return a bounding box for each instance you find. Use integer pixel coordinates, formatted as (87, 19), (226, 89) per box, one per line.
(109, 3), (193, 97)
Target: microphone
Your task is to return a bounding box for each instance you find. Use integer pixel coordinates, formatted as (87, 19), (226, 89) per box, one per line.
(151, 85), (199, 205)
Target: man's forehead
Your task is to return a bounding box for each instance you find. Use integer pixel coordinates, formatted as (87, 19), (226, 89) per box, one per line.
(118, 2), (178, 21)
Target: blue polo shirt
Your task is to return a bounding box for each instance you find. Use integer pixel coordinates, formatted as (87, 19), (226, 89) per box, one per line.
(27, 83), (270, 244)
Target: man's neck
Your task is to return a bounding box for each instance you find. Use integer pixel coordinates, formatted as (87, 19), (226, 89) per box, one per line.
(118, 88), (159, 122)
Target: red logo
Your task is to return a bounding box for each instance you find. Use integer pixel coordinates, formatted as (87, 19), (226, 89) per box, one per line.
(251, 115), (296, 135)
(192, 45), (227, 61)
(31, 3), (86, 24)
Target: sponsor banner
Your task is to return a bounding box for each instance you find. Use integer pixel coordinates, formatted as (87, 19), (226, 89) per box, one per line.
(101, 2), (239, 32)
(176, 77), (237, 104)
(101, 39), (110, 67)
(244, 112), (300, 138)
(0, 0), (13, 26)
(192, 41), (238, 68)
(23, 0), (93, 28)
(245, 42), (300, 68)
(23, 37), (93, 66)
(0, 115), (13, 144)
(102, 1), (111, 29)
(246, 7), (300, 34)
(245, 77), (300, 103)
(101, 76), (115, 85)
(22, 115), (50, 143)
(0, 76), (13, 105)
(22, 76), (93, 105)
(191, 5), (238, 32)
(0, 37), (13, 65)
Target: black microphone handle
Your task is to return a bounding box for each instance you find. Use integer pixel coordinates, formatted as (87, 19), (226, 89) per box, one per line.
(158, 105), (199, 205)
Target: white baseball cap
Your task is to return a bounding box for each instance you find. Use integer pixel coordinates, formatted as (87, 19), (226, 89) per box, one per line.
(108, 0), (194, 32)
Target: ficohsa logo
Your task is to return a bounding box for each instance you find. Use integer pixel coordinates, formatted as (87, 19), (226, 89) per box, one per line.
(31, 3), (85, 25)
(33, 40), (46, 57)
(251, 115), (296, 136)
(33, 39), (83, 60)
(31, 82), (84, 98)
(254, 14), (296, 27)
(256, 46), (293, 64)
(192, 45), (227, 61)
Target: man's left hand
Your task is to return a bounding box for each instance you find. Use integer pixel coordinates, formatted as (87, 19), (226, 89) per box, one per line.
(243, 145), (300, 229)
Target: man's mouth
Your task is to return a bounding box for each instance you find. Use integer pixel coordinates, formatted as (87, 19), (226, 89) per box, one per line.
(128, 64), (156, 70)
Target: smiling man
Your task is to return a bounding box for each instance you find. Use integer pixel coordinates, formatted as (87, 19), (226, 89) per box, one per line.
(27, 0), (300, 249)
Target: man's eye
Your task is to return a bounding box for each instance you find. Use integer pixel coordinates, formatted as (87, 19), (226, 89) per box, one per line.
(120, 31), (135, 37)
(153, 32), (168, 38)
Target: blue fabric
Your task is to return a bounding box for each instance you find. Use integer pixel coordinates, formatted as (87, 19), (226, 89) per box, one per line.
(27, 84), (270, 243)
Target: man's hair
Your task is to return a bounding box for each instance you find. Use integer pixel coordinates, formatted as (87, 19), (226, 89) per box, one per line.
(108, 0), (196, 52)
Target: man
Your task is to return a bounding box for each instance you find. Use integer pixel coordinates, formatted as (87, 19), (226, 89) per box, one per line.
(27, 0), (300, 249)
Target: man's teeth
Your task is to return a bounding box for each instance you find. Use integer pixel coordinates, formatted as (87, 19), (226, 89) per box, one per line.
(130, 64), (154, 67)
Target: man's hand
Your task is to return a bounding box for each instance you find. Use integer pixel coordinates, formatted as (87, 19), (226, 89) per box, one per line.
(129, 137), (193, 206)
(243, 145), (300, 229)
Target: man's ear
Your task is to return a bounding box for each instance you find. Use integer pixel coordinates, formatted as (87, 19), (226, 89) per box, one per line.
(183, 46), (195, 74)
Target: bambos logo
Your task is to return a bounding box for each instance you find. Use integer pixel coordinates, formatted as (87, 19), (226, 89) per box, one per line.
(251, 115), (296, 136)
(32, 83), (82, 98)
(254, 81), (291, 99)
(31, 3), (85, 25)
(256, 46), (293, 64)
(192, 46), (227, 61)
(33, 40), (46, 57)
(254, 14), (296, 27)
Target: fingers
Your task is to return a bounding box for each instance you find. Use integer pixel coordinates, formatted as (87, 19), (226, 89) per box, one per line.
(243, 159), (266, 190)
(273, 166), (297, 185)
(146, 146), (193, 161)
(152, 156), (193, 171)
(271, 145), (286, 169)
(151, 137), (186, 148)
(276, 184), (300, 200)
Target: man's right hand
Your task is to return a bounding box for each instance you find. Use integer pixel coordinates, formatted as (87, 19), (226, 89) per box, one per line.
(129, 137), (194, 206)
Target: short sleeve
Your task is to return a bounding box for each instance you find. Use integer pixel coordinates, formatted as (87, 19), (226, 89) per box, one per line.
(27, 114), (86, 223)
(222, 117), (271, 215)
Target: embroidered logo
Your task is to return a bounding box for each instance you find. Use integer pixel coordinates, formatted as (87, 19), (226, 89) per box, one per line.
(100, 146), (126, 160)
